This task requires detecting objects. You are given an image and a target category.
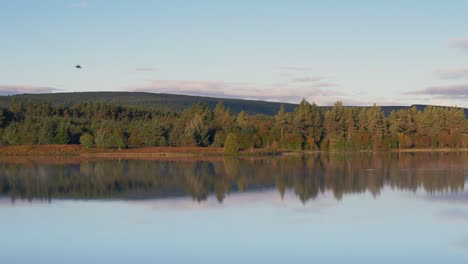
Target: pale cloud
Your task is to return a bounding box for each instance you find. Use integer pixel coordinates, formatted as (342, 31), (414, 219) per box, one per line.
(134, 67), (158, 72)
(426, 98), (463, 107)
(337, 97), (403, 107)
(70, 1), (89, 8)
(291, 77), (324, 83)
(277, 65), (319, 72)
(308, 82), (338, 88)
(0, 85), (59, 95)
(129, 79), (414, 106)
(451, 37), (468, 51)
(129, 79), (343, 105)
(404, 85), (468, 98)
(436, 68), (468, 80)
(134, 80), (231, 93)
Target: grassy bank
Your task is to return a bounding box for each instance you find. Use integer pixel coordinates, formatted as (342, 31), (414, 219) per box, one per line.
(0, 145), (466, 157)
(0, 145), (280, 157)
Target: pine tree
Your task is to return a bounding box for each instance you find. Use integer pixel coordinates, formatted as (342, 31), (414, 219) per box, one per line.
(1, 122), (19, 145)
(324, 101), (345, 150)
(275, 104), (288, 146)
(38, 119), (56, 144)
(224, 133), (239, 153)
(54, 121), (70, 144)
(366, 104), (387, 149)
(18, 118), (37, 144)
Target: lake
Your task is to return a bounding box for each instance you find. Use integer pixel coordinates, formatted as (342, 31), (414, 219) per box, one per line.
(1, 152), (468, 263)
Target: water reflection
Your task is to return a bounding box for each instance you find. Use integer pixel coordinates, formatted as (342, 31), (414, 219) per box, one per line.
(0, 152), (467, 203)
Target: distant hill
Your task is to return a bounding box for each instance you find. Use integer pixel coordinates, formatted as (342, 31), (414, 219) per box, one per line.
(0, 92), (297, 115)
(0, 92), (466, 116)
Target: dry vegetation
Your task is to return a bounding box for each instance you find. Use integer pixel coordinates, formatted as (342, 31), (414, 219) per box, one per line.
(0, 144), (279, 157)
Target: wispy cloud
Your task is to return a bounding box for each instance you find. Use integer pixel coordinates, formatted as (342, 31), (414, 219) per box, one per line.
(436, 68), (468, 80)
(277, 65), (316, 71)
(308, 82), (337, 88)
(134, 67), (158, 72)
(129, 79), (422, 106)
(450, 37), (468, 51)
(337, 97), (403, 107)
(129, 79), (343, 104)
(290, 77), (324, 83)
(0, 85), (59, 95)
(404, 85), (468, 98)
(70, 1), (89, 8)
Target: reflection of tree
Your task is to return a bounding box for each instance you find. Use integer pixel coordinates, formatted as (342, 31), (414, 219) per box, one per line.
(0, 152), (467, 203)
(184, 161), (215, 202)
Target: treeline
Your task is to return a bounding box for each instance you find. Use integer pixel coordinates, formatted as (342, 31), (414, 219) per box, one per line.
(0, 99), (467, 151)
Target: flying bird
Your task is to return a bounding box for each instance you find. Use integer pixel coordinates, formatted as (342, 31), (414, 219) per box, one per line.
(75, 65), (82, 69)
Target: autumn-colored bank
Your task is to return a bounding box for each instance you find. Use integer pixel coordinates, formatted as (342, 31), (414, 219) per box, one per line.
(0, 145), (467, 158)
(0, 144), (279, 157)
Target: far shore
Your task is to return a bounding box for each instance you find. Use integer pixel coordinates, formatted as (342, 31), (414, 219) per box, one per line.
(0, 145), (467, 158)
(0, 145), (277, 157)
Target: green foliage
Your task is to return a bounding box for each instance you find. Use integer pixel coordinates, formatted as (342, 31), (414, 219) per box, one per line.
(92, 121), (128, 149)
(282, 133), (303, 150)
(212, 130), (226, 147)
(2, 122), (19, 145)
(169, 103), (214, 147)
(128, 119), (169, 147)
(80, 133), (94, 148)
(113, 127), (128, 150)
(38, 119), (56, 144)
(224, 133), (240, 153)
(0, 108), (7, 128)
(0, 97), (465, 151)
(323, 102), (345, 150)
(94, 123), (115, 148)
(18, 118), (37, 144)
(54, 121), (70, 144)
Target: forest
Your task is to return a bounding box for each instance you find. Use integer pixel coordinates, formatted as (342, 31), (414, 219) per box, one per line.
(0, 98), (467, 151)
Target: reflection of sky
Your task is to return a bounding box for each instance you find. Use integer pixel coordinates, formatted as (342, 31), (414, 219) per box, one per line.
(1, 188), (468, 264)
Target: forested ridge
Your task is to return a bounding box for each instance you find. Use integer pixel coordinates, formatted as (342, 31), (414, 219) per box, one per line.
(0, 98), (467, 151)
(2, 92), (466, 116)
(0, 92), (298, 116)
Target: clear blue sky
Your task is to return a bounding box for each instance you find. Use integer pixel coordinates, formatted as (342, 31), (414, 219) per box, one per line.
(1, 0), (468, 106)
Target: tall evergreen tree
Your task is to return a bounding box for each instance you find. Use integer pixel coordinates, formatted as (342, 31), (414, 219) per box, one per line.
(324, 101), (345, 150)
(366, 104), (387, 149)
(54, 120), (70, 144)
(38, 118), (56, 144)
(275, 104), (289, 146)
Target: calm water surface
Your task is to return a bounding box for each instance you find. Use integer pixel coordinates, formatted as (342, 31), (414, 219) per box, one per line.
(1, 152), (467, 263)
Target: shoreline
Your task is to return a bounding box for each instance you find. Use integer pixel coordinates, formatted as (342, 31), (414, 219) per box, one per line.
(0, 145), (467, 158)
(0, 145), (279, 157)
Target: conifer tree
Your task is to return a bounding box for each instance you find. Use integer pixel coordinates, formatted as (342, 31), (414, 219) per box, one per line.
(54, 120), (70, 144)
